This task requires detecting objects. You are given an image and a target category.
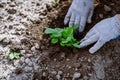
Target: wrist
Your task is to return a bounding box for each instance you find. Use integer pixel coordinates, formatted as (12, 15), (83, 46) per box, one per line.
(113, 14), (120, 32)
(118, 14), (120, 20)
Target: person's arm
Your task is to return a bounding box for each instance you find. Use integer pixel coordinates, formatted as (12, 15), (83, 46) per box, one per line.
(64, 0), (94, 33)
(80, 14), (120, 54)
(119, 15), (120, 19)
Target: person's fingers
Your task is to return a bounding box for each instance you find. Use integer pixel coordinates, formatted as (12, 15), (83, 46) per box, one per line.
(89, 39), (106, 54)
(87, 8), (94, 23)
(80, 29), (95, 42)
(79, 16), (87, 32)
(74, 16), (80, 26)
(80, 34), (98, 48)
(64, 9), (71, 25)
(69, 14), (76, 27)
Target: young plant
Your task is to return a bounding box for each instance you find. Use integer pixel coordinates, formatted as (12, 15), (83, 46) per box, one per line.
(44, 25), (80, 48)
(8, 49), (20, 59)
(51, 0), (60, 7)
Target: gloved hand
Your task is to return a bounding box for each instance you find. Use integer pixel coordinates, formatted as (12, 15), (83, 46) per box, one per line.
(64, 0), (94, 32)
(80, 15), (120, 54)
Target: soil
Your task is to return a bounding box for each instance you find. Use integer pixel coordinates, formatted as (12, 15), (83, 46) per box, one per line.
(29, 0), (120, 80)
(0, 0), (120, 80)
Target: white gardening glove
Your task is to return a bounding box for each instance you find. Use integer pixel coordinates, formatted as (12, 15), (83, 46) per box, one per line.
(80, 15), (120, 54)
(64, 0), (94, 33)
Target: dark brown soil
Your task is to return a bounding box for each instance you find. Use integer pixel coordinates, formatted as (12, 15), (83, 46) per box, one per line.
(28, 0), (120, 80)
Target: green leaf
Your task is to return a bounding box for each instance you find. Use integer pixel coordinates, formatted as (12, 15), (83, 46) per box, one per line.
(62, 27), (73, 38)
(9, 53), (14, 59)
(44, 26), (80, 48)
(73, 24), (79, 30)
(44, 28), (56, 34)
(73, 43), (80, 48)
(14, 52), (20, 59)
(50, 32), (62, 38)
(51, 38), (58, 44)
(8, 49), (20, 59)
(61, 37), (71, 43)
(60, 42), (65, 46)
(65, 43), (72, 47)
(44, 28), (63, 34)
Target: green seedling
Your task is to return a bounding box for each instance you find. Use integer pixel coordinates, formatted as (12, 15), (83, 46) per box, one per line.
(8, 49), (20, 59)
(44, 25), (80, 48)
(51, 0), (60, 7)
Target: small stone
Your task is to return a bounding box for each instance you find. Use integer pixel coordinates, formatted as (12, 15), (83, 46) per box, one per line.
(104, 5), (111, 12)
(34, 65), (39, 71)
(26, 54), (33, 57)
(25, 58), (31, 64)
(43, 72), (46, 76)
(56, 74), (61, 80)
(67, 73), (70, 76)
(20, 57), (25, 63)
(58, 71), (63, 75)
(51, 71), (57, 75)
(99, 14), (103, 18)
(54, 58), (57, 62)
(34, 43), (40, 49)
(74, 63), (82, 69)
(73, 72), (81, 79)
(28, 61), (33, 66)
(31, 46), (36, 51)
(3, 38), (10, 44)
(61, 52), (65, 58)
(24, 66), (33, 72)
(68, 66), (72, 69)
(75, 68), (78, 71)
(14, 60), (21, 68)
(88, 73), (92, 76)
(20, 50), (26, 55)
(42, 71), (48, 77)
(88, 59), (91, 62)
(66, 59), (70, 61)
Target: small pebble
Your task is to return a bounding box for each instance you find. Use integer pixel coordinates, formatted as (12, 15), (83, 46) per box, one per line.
(56, 74), (61, 80)
(25, 58), (31, 64)
(58, 71), (63, 75)
(20, 50), (26, 55)
(51, 71), (57, 75)
(26, 54), (33, 57)
(34, 43), (40, 49)
(66, 59), (70, 61)
(31, 46), (36, 51)
(20, 57), (25, 63)
(61, 52), (65, 58)
(99, 14), (103, 18)
(104, 5), (111, 12)
(73, 72), (81, 79)
(34, 65), (39, 71)
(24, 66), (33, 72)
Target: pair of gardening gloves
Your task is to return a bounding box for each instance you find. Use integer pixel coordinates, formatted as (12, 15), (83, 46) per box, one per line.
(64, 0), (120, 54)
